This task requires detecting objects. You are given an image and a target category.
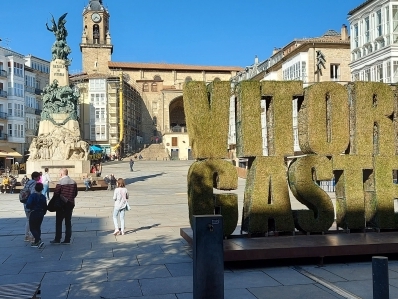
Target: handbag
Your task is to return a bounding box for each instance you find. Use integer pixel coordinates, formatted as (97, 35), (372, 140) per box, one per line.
(125, 202), (131, 211)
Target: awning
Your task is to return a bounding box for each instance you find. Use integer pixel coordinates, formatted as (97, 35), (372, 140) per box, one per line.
(0, 147), (22, 158)
(90, 145), (103, 153)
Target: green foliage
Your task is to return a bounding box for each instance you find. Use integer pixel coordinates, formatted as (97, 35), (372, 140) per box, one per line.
(187, 159), (238, 236)
(183, 81), (230, 159)
(261, 81), (302, 156)
(242, 156), (295, 234)
(288, 155), (334, 233)
(299, 82), (349, 155)
(235, 81), (263, 157)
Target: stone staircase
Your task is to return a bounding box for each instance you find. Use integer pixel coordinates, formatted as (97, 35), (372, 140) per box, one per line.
(137, 144), (170, 161)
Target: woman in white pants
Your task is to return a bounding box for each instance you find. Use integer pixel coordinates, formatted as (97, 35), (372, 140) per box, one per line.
(112, 178), (129, 235)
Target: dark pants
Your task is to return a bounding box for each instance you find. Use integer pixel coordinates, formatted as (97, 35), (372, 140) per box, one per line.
(29, 210), (45, 243)
(55, 206), (73, 242)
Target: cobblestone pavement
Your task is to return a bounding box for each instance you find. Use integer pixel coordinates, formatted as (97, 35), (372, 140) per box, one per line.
(0, 160), (397, 298)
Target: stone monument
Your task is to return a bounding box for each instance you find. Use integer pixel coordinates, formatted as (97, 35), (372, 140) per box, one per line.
(26, 13), (90, 179)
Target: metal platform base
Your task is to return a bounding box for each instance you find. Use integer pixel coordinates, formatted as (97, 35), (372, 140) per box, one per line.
(180, 228), (398, 262)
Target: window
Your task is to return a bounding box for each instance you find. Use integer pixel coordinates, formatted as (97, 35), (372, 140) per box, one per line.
(8, 124), (12, 136)
(330, 64), (340, 80)
(8, 103), (12, 116)
(95, 108), (106, 120)
(393, 6), (398, 40)
(172, 137), (178, 146)
(377, 10), (383, 37)
(89, 79), (106, 91)
(365, 68), (371, 81)
(143, 83), (149, 92)
(365, 17), (370, 43)
(15, 104), (23, 117)
(152, 101), (158, 110)
(353, 23), (359, 48)
(376, 63), (383, 82)
(151, 83), (157, 92)
(185, 76), (192, 82)
(153, 75), (162, 81)
(14, 62), (23, 77)
(93, 24), (100, 44)
(90, 124), (106, 140)
(90, 93), (106, 105)
(14, 124), (24, 137)
(387, 61), (392, 83)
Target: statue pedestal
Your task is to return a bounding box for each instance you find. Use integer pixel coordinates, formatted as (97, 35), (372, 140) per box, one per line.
(26, 160), (90, 181)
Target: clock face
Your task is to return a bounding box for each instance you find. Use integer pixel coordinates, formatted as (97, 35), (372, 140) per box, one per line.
(91, 13), (101, 23)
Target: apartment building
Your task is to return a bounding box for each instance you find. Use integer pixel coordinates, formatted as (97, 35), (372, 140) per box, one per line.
(348, 0), (398, 83)
(230, 26), (351, 157)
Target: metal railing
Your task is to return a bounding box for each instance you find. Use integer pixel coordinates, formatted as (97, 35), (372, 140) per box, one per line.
(35, 109), (42, 115)
(34, 88), (42, 95)
(0, 112), (7, 119)
(0, 90), (7, 98)
(25, 86), (35, 94)
(0, 133), (8, 140)
(0, 69), (7, 77)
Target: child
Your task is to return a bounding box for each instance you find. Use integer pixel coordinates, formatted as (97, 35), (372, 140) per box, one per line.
(26, 183), (47, 248)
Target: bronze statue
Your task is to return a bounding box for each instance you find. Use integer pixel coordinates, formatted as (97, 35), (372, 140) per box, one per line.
(46, 13), (71, 65)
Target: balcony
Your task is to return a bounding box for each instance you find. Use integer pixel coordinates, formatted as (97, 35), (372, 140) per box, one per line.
(35, 88), (42, 95)
(25, 107), (35, 114)
(0, 69), (7, 78)
(35, 109), (42, 115)
(0, 90), (7, 98)
(25, 86), (35, 94)
(0, 112), (7, 120)
(0, 133), (8, 140)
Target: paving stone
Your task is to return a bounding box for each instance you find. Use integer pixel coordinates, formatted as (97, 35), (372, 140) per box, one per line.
(224, 271), (281, 289)
(261, 267), (314, 285)
(137, 252), (192, 266)
(334, 279), (398, 299)
(140, 276), (193, 295)
(165, 262), (192, 277)
(82, 256), (139, 269)
(248, 283), (343, 299)
(67, 280), (142, 298)
(42, 269), (108, 286)
(107, 264), (171, 280)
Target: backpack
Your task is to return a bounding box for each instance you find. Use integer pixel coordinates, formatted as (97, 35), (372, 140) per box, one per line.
(19, 181), (34, 203)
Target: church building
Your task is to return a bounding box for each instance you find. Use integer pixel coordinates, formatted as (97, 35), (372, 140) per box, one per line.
(74, 0), (242, 159)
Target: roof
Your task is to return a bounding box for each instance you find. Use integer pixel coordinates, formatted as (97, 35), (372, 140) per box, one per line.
(348, 0), (374, 16)
(0, 147), (22, 158)
(69, 72), (118, 81)
(108, 61), (243, 72)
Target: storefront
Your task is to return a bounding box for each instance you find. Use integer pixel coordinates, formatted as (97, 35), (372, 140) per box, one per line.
(0, 147), (23, 175)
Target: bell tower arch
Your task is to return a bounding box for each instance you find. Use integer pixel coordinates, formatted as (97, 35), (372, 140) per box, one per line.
(80, 0), (113, 74)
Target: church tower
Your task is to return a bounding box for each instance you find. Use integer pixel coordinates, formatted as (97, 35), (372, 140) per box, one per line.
(80, 0), (113, 74)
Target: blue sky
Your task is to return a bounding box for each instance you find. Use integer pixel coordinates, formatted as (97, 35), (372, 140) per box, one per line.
(1, 0), (364, 73)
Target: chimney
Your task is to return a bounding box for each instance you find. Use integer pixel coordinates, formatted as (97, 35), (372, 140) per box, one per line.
(341, 24), (348, 41)
(254, 55), (259, 64)
(272, 47), (280, 55)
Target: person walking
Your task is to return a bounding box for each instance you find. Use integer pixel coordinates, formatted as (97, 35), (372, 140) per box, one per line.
(23, 171), (41, 242)
(112, 178), (129, 235)
(26, 183), (47, 248)
(129, 158), (134, 172)
(41, 167), (52, 200)
(50, 168), (78, 245)
(110, 174), (116, 190)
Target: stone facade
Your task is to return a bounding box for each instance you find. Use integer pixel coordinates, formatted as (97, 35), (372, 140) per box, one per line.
(78, 0), (242, 159)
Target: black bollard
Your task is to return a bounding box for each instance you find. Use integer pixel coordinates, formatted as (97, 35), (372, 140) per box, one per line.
(193, 215), (224, 299)
(372, 256), (389, 299)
